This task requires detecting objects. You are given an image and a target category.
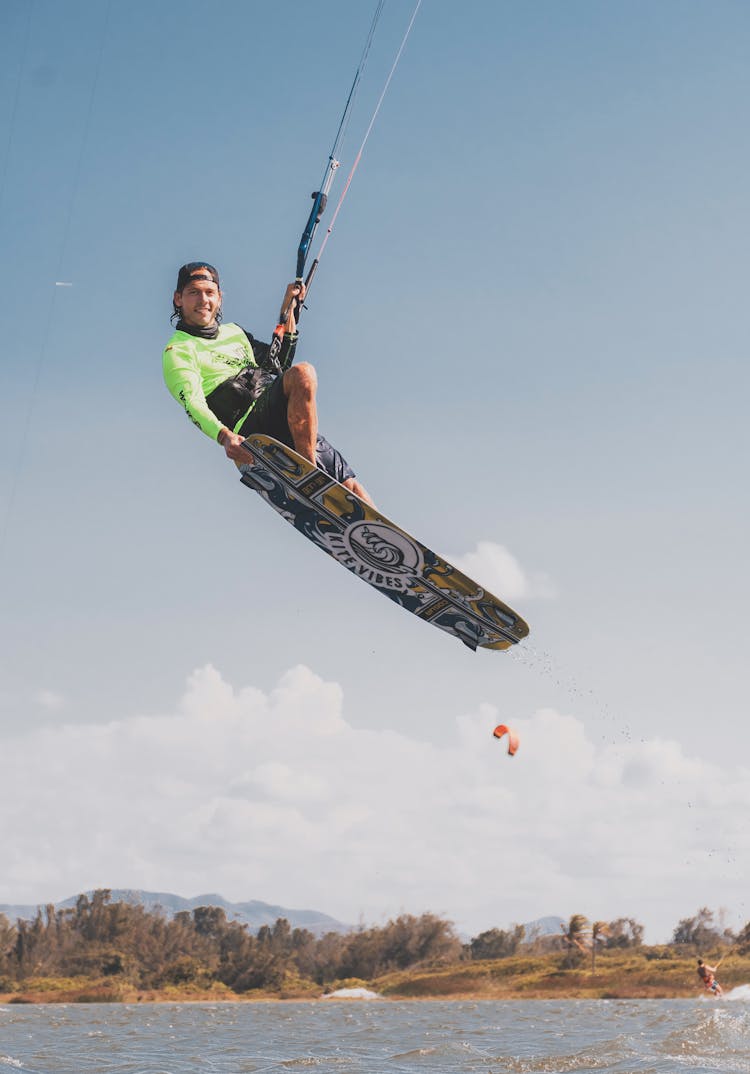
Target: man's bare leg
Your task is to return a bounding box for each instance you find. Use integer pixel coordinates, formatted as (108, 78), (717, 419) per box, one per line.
(282, 363), (374, 505)
(283, 362), (318, 465)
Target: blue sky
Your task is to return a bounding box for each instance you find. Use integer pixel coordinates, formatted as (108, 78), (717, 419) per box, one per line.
(1, 0), (748, 943)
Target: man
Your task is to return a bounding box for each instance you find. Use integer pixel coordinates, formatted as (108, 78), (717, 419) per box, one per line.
(163, 262), (371, 502)
(697, 958), (723, 997)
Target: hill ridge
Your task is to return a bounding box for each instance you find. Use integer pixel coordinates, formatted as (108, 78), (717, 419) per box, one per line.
(0, 888), (350, 937)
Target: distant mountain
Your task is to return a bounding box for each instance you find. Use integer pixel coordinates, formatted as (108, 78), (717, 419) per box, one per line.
(523, 915), (565, 938)
(0, 893), (566, 942)
(0, 890), (350, 937)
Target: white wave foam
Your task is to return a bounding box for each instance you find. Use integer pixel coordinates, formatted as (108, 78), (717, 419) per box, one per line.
(321, 987), (381, 1000)
(722, 984), (750, 1002)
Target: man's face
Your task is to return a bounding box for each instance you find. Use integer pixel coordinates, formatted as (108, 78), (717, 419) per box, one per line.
(174, 278), (222, 327)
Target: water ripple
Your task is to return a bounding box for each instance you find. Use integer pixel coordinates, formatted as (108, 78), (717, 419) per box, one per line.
(1, 1000), (750, 1074)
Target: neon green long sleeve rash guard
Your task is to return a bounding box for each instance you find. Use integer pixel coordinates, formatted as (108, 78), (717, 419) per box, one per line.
(162, 323), (260, 441)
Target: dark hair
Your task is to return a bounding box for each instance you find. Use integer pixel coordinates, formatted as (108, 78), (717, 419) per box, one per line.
(175, 262), (220, 290)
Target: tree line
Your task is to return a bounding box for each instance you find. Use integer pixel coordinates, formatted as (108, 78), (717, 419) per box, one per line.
(1, 892), (747, 993)
(548, 907), (749, 974)
(0, 890), (462, 991)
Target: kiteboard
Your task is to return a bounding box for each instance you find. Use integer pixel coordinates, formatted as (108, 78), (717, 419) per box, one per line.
(238, 435), (529, 652)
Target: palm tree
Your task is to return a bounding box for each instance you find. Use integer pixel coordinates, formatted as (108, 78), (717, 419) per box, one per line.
(561, 915), (591, 969)
(591, 921), (609, 974)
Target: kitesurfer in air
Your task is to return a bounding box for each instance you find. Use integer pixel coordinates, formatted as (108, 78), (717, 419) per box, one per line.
(163, 262), (372, 502)
(697, 958), (723, 997)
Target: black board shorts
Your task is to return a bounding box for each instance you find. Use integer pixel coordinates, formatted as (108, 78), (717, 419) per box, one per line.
(238, 374), (356, 484)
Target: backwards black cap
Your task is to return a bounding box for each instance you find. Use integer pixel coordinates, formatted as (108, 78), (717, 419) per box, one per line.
(175, 262), (220, 290)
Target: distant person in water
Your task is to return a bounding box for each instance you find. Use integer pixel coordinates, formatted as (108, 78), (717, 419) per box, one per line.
(697, 958), (723, 997)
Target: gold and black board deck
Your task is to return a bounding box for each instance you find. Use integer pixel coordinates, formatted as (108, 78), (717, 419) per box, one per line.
(239, 435), (529, 652)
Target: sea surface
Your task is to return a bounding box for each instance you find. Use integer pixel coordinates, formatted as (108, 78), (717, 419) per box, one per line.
(2, 993), (750, 1074)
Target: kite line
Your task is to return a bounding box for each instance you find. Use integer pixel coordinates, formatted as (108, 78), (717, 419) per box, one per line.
(306, 0), (423, 290)
(269, 0), (421, 363)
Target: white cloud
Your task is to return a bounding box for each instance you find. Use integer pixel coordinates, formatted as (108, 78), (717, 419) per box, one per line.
(449, 541), (556, 601)
(34, 689), (65, 711)
(1, 664), (748, 943)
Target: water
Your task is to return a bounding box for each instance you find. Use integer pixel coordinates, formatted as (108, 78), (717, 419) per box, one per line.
(1, 997), (750, 1074)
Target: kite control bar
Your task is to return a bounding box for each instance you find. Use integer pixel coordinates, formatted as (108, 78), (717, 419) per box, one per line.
(297, 190), (329, 283)
(266, 188), (333, 374)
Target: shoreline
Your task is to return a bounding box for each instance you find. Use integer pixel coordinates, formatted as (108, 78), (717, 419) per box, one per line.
(3, 950), (744, 1005)
(0, 993), (724, 1004)
(0, 985), (728, 1005)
